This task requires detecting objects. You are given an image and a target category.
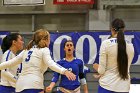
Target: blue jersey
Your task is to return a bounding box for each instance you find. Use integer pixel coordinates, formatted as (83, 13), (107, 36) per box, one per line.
(51, 58), (84, 90)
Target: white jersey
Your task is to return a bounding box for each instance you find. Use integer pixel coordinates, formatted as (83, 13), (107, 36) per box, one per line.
(98, 38), (134, 92)
(0, 50), (20, 87)
(0, 47), (66, 92)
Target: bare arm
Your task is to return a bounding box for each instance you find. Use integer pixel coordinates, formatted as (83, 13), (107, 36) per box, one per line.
(45, 82), (56, 92)
(93, 63), (99, 72)
(1, 70), (17, 83)
(82, 84), (88, 93)
(97, 41), (107, 75)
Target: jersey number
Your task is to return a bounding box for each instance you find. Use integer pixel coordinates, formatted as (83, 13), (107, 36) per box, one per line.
(25, 51), (33, 62)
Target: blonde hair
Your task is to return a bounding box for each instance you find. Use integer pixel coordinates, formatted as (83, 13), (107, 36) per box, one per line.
(26, 29), (50, 50)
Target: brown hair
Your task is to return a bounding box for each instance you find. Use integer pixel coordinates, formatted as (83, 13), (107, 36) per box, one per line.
(112, 18), (128, 80)
(26, 29), (50, 50)
(63, 40), (74, 48)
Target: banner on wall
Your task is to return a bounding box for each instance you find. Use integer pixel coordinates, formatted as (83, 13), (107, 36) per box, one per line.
(1, 31), (139, 65)
(0, 31), (10, 61)
(49, 31), (140, 65)
(53, 0), (94, 4)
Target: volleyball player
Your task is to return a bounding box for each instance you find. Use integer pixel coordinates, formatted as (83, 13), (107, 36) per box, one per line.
(46, 40), (88, 93)
(0, 29), (76, 93)
(0, 33), (24, 93)
(93, 18), (134, 93)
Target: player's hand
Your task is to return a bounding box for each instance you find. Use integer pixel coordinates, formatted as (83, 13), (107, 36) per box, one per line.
(45, 86), (53, 92)
(84, 91), (89, 93)
(93, 73), (101, 79)
(64, 70), (76, 81)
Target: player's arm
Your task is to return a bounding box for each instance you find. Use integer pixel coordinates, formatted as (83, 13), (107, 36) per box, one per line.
(98, 41), (107, 75)
(1, 70), (17, 83)
(45, 71), (60, 92)
(42, 48), (66, 74)
(42, 48), (76, 81)
(45, 82), (56, 92)
(93, 63), (99, 72)
(79, 60), (88, 93)
(82, 84), (88, 93)
(0, 51), (24, 70)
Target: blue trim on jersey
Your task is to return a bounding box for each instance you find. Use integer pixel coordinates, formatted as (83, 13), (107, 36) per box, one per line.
(16, 89), (43, 93)
(5, 50), (11, 71)
(98, 85), (129, 93)
(0, 85), (15, 93)
(19, 63), (22, 73)
(16, 63), (22, 76)
(6, 50), (11, 61)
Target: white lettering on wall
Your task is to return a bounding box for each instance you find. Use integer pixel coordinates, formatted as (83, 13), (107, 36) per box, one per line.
(75, 35), (97, 64)
(53, 34), (135, 64)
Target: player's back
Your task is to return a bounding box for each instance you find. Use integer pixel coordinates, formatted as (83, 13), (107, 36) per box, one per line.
(103, 38), (134, 70)
(99, 38), (134, 92)
(16, 47), (48, 92)
(21, 47), (48, 76)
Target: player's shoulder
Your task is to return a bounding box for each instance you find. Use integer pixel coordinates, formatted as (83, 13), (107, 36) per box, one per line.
(3, 50), (11, 55)
(40, 47), (49, 50)
(3, 50), (15, 57)
(105, 38), (117, 43)
(56, 59), (66, 65)
(125, 40), (133, 45)
(74, 58), (82, 61)
(25, 47), (50, 55)
(74, 58), (83, 64)
(101, 38), (117, 47)
(1, 50), (12, 61)
(38, 47), (50, 53)
(126, 40), (134, 48)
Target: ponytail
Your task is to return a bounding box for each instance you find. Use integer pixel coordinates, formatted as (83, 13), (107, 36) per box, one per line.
(1, 36), (11, 53)
(26, 29), (50, 50)
(26, 33), (35, 50)
(117, 30), (128, 80)
(112, 18), (128, 80)
(26, 40), (34, 50)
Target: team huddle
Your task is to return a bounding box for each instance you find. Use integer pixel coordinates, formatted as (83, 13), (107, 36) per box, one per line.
(0, 18), (134, 93)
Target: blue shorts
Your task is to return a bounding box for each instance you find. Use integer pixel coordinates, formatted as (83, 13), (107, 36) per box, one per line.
(16, 89), (43, 93)
(98, 85), (129, 93)
(0, 85), (15, 93)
